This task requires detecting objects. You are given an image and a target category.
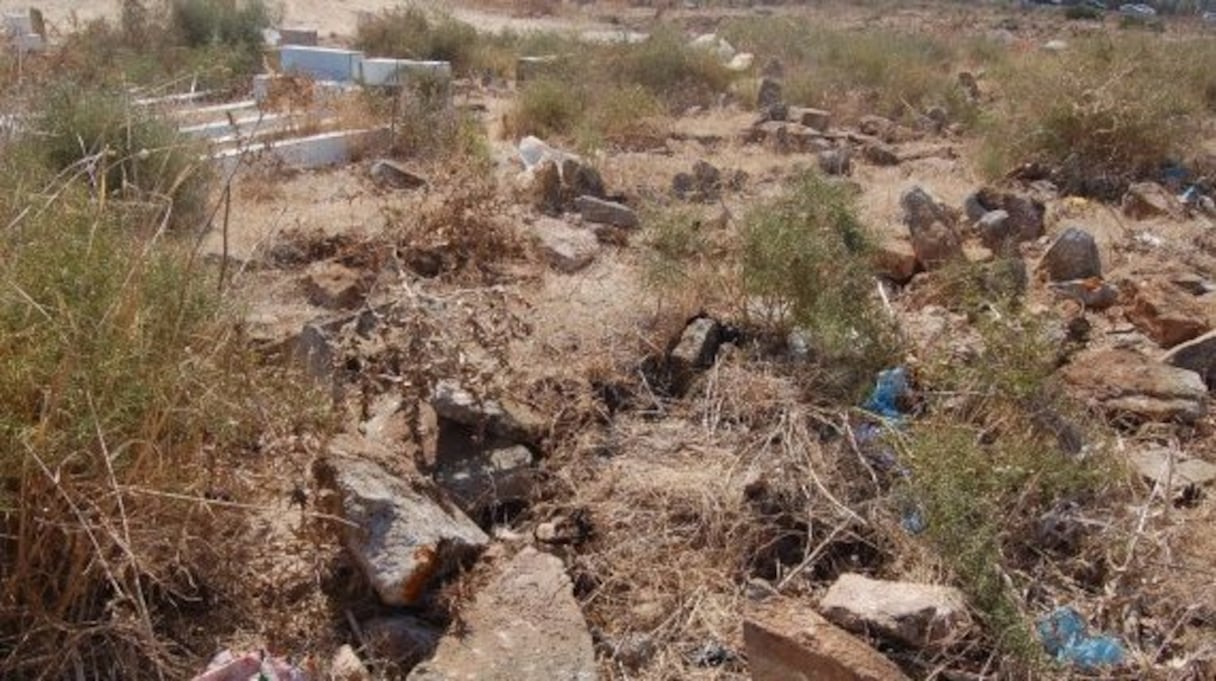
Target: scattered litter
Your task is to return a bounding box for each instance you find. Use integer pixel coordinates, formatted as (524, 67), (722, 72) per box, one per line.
(862, 367), (909, 421)
(688, 640), (738, 668)
(191, 650), (310, 681)
(1134, 232), (1163, 249)
(1037, 608), (1125, 670)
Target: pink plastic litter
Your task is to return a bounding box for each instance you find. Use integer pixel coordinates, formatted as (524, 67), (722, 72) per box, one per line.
(191, 650), (310, 681)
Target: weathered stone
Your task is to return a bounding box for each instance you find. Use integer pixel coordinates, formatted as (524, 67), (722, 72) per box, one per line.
(757, 77), (783, 110)
(970, 188), (1045, 241)
(862, 143), (899, 166)
(318, 439), (489, 606)
(533, 217), (598, 273)
(958, 71), (980, 100)
(790, 106), (830, 131)
(1059, 349), (1207, 423)
(524, 159), (563, 215)
(909, 220), (963, 270)
(362, 615), (442, 666)
(1041, 227), (1101, 282)
(434, 443), (536, 517)
(560, 158), (606, 201)
(291, 322), (334, 380)
(901, 185), (957, 231)
(873, 239), (919, 284)
(1126, 280), (1211, 348)
(744, 598), (911, 681)
(408, 548), (596, 681)
(670, 317), (723, 375)
(576, 195), (638, 229)
(977, 209), (1013, 251)
(330, 645), (370, 681)
(370, 159), (427, 190)
(1163, 329), (1216, 389)
(431, 380), (546, 444)
(963, 192), (988, 223)
(858, 115), (895, 140)
(303, 262), (367, 310)
(1128, 447), (1216, 487)
(1122, 181), (1183, 220)
(817, 148), (851, 176)
(820, 573), (971, 650)
(1049, 279), (1119, 310)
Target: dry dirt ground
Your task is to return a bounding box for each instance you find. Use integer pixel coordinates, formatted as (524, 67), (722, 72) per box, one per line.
(21, 1), (1216, 679)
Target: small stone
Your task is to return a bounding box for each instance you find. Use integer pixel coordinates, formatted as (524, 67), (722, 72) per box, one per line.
(1049, 278), (1119, 310)
(370, 159), (427, 190)
(1122, 181), (1183, 220)
(317, 438), (490, 606)
(901, 185), (958, 231)
(1059, 349), (1207, 423)
(744, 598), (911, 681)
(431, 380), (545, 444)
(330, 645), (370, 681)
(576, 195), (639, 229)
(362, 615), (442, 665)
(790, 106), (830, 131)
(873, 239), (919, 284)
(909, 220), (963, 270)
(533, 217), (598, 273)
(757, 77), (783, 110)
(1128, 447), (1216, 487)
(862, 143), (899, 166)
(817, 148), (851, 176)
(963, 192), (988, 223)
(971, 188), (1045, 241)
(858, 115), (895, 140)
(408, 548), (596, 681)
(820, 573), (971, 650)
(670, 317), (723, 375)
(1126, 280), (1211, 348)
(303, 262), (368, 310)
(977, 209), (1013, 251)
(524, 160), (562, 215)
(291, 322), (334, 380)
(1044, 39), (1069, 52)
(434, 443), (536, 518)
(1163, 329), (1216, 389)
(560, 158), (606, 201)
(1040, 227), (1101, 282)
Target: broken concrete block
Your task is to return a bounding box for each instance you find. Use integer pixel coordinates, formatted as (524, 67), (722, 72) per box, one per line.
(279, 45), (364, 81)
(576, 195), (638, 229)
(431, 380), (545, 444)
(318, 438), (489, 606)
(744, 598), (911, 681)
(820, 573), (971, 650)
(408, 548), (596, 681)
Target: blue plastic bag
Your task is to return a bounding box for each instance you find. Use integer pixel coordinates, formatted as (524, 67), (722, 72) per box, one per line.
(1037, 607), (1125, 670)
(862, 367), (908, 421)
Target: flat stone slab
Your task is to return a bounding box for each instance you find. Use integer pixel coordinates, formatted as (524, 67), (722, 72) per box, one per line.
(1128, 447), (1216, 487)
(820, 573), (971, 650)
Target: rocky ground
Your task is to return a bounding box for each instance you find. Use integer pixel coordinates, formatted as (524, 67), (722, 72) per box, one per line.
(31, 1), (1216, 680)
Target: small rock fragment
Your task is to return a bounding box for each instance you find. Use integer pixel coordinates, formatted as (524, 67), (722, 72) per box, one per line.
(1122, 181), (1183, 220)
(533, 217), (598, 273)
(362, 615), (442, 666)
(370, 159), (427, 190)
(977, 209), (1013, 251)
(873, 239), (919, 284)
(1041, 227), (1101, 282)
(431, 380), (545, 444)
(303, 261), (368, 310)
(576, 195), (639, 228)
(1059, 349), (1207, 423)
(744, 598), (911, 681)
(817, 148), (852, 176)
(1049, 279), (1119, 310)
(330, 645), (370, 681)
(670, 317), (724, 375)
(1125, 280), (1211, 348)
(434, 443), (536, 518)
(1127, 447), (1216, 487)
(1163, 329), (1216, 389)
(862, 143), (899, 166)
(789, 106), (830, 131)
(820, 573), (971, 650)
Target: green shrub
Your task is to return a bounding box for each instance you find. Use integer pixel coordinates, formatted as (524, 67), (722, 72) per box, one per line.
(979, 34), (1216, 196)
(33, 85), (212, 230)
(512, 76), (586, 139)
(1065, 4), (1105, 20)
(742, 172), (899, 396)
(608, 28), (734, 112)
(355, 6), (481, 74)
(170, 0), (271, 48)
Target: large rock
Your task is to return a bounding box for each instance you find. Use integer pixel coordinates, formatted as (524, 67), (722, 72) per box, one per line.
(318, 437), (490, 606)
(533, 217), (598, 273)
(431, 380), (545, 444)
(1163, 329), (1216, 389)
(873, 239), (919, 284)
(1125, 280), (1211, 348)
(1059, 349), (1207, 423)
(977, 210), (1012, 252)
(1040, 227), (1101, 282)
(901, 186), (962, 269)
(969, 188), (1045, 241)
(901, 185), (958, 231)
(1122, 181), (1183, 220)
(1128, 447), (1216, 487)
(744, 598), (911, 681)
(434, 442), (537, 518)
(819, 574), (971, 650)
(408, 548), (597, 681)
(576, 195), (639, 229)
(757, 77), (783, 110)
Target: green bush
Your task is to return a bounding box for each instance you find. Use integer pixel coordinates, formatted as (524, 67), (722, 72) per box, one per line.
(34, 85), (212, 230)
(355, 6), (481, 74)
(979, 34), (1216, 196)
(1064, 4), (1105, 20)
(742, 172), (899, 396)
(608, 27), (734, 112)
(170, 0), (272, 48)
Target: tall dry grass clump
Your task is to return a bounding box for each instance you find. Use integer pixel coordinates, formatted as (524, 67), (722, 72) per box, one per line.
(0, 92), (324, 679)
